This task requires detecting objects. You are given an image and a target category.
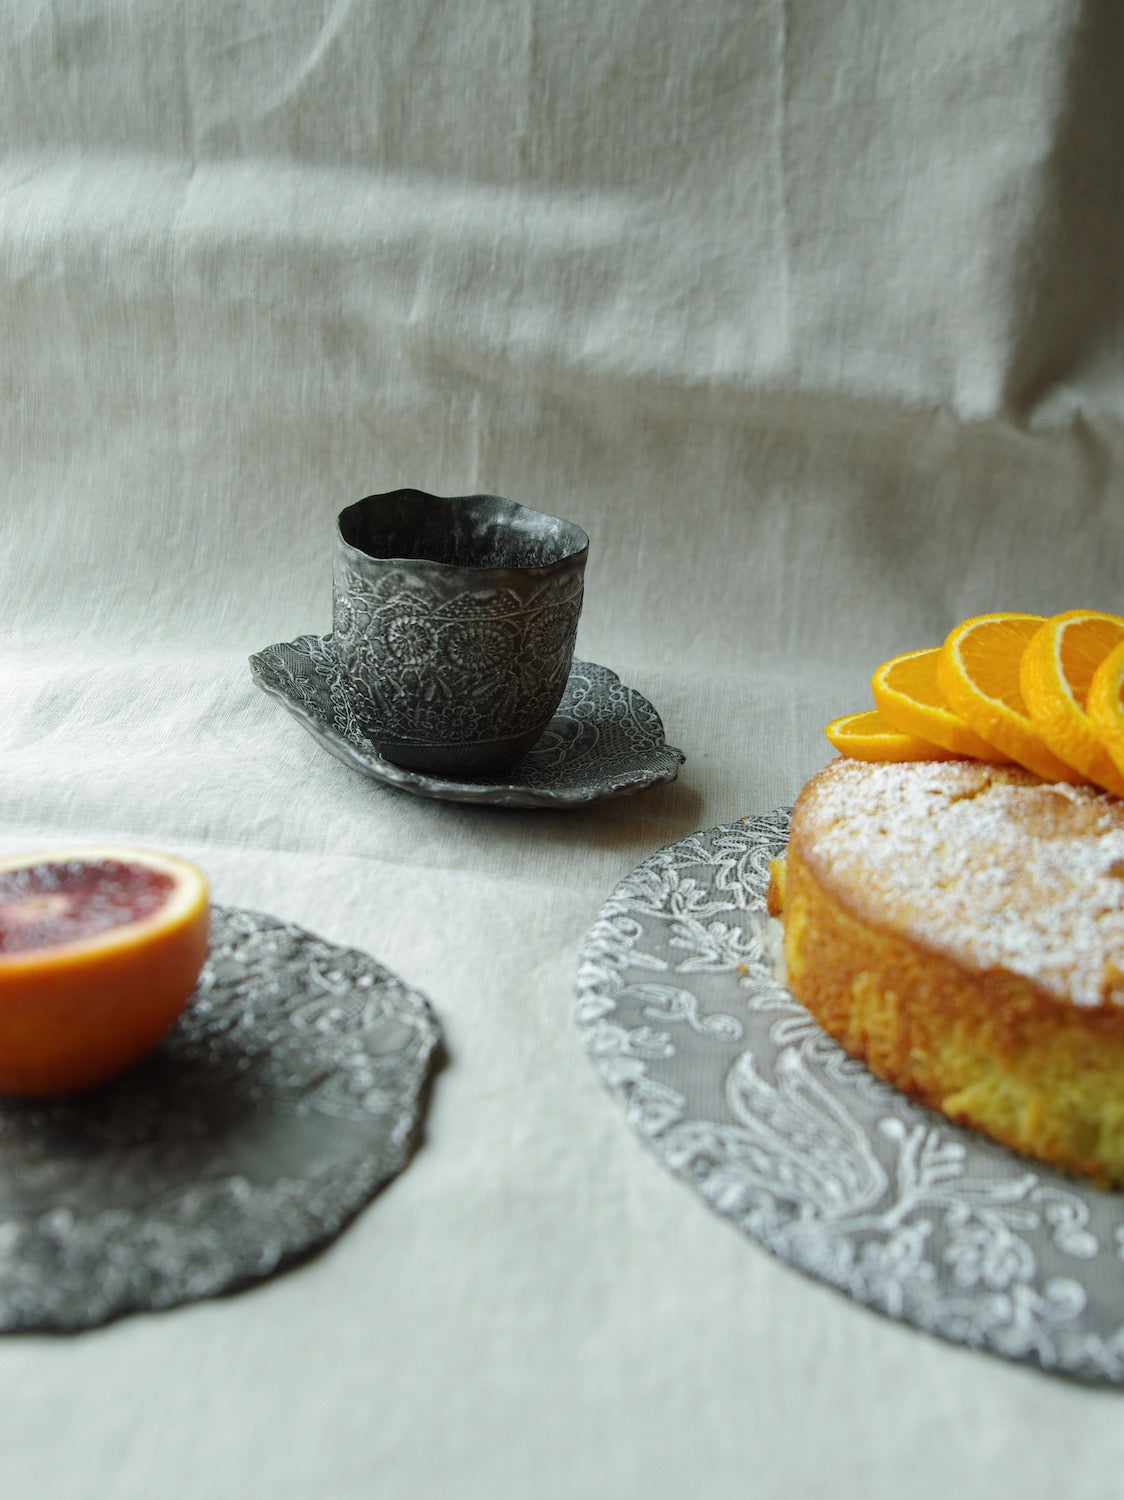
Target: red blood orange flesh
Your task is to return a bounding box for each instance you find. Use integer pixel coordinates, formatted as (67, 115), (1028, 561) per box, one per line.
(0, 859), (177, 953)
(0, 847), (209, 1097)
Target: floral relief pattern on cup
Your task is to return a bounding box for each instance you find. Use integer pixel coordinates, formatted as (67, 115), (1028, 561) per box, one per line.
(332, 490), (588, 776)
(335, 575), (582, 737)
(384, 611), (440, 667)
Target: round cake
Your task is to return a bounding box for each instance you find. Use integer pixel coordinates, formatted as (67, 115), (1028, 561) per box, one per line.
(768, 757), (1124, 1186)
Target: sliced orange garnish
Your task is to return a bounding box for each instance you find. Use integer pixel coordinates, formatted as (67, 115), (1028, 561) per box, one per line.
(825, 709), (954, 762)
(871, 648), (1007, 761)
(1088, 639), (1124, 785)
(936, 613), (1084, 783)
(1020, 610), (1124, 796)
(0, 847), (209, 1096)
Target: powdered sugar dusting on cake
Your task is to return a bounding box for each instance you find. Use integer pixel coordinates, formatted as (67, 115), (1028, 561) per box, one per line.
(794, 759), (1124, 1007)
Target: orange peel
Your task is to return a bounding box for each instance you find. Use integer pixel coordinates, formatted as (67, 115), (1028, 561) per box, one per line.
(1021, 610), (1124, 796)
(1088, 639), (1124, 787)
(871, 647), (1007, 761)
(936, 613), (1083, 783)
(824, 709), (954, 763)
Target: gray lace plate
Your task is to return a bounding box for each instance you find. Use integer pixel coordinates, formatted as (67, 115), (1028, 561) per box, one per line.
(576, 809), (1124, 1384)
(249, 635), (684, 808)
(0, 906), (441, 1332)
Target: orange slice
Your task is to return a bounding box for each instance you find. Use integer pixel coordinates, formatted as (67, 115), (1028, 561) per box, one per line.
(871, 648), (1008, 760)
(1020, 610), (1124, 796)
(1088, 639), (1124, 785)
(825, 709), (954, 762)
(0, 847), (209, 1096)
(936, 613), (1083, 783)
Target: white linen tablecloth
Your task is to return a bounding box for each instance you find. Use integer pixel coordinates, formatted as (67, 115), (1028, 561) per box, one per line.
(3, 2), (1124, 1495)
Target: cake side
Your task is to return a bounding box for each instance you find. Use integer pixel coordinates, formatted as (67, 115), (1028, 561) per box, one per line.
(778, 840), (1124, 1185)
(771, 757), (1124, 1186)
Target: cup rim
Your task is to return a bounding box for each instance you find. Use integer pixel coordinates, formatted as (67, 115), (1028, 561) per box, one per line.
(336, 489), (589, 573)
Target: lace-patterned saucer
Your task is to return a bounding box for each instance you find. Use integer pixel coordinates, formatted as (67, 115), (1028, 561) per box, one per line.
(0, 906), (441, 1332)
(576, 810), (1124, 1384)
(249, 635), (684, 808)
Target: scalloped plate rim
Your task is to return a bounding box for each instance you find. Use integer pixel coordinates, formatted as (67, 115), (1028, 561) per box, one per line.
(574, 809), (1124, 1385)
(249, 635), (685, 809)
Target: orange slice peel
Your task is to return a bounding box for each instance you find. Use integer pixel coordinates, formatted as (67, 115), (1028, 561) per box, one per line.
(825, 709), (954, 763)
(936, 612), (1084, 784)
(1088, 639), (1124, 785)
(1020, 610), (1124, 796)
(871, 647), (1008, 761)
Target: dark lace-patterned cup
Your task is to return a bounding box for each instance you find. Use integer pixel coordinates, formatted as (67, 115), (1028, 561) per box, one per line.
(333, 490), (589, 776)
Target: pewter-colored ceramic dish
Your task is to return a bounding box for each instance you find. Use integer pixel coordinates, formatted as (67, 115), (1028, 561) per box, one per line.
(0, 906), (441, 1332)
(576, 809), (1124, 1384)
(250, 635), (684, 809)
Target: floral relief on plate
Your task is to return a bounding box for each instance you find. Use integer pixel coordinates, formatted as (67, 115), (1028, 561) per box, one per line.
(576, 808), (1124, 1382)
(250, 636), (684, 807)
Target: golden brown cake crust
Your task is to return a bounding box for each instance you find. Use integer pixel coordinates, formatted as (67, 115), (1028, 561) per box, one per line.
(779, 758), (1124, 1186)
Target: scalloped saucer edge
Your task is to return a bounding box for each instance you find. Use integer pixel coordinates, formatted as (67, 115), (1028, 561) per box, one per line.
(249, 634), (685, 809)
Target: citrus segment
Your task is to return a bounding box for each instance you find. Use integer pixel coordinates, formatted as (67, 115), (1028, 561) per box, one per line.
(936, 613), (1084, 783)
(1088, 639), (1124, 784)
(1020, 610), (1124, 796)
(825, 709), (954, 762)
(0, 847), (209, 1097)
(871, 648), (1008, 761)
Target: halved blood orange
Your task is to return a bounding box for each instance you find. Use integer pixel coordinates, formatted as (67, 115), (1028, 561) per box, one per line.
(0, 847), (209, 1096)
(824, 709), (955, 762)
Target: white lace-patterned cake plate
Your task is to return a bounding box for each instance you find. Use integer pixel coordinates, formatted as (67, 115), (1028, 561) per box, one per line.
(0, 906), (441, 1332)
(576, 808), (1124, 1383)
(249, 635), (684, 809)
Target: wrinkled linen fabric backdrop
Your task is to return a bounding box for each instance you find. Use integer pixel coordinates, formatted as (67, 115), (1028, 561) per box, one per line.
(2, 2), (1124, 1498)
